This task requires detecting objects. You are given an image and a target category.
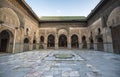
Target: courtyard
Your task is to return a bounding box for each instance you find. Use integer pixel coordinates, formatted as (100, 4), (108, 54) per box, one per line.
(0, 50), (120, 77)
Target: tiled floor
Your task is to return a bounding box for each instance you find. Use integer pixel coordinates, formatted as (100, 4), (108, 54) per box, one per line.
(0, 49), (120, 77)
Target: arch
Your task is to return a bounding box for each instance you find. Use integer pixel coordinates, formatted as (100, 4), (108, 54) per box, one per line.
(59, 34), (67, 47)
(39, 36), (44, 49)
(0, 30), (14, 53)
(0, 8), (20, 27)
(33, 39), (36, 50)
(71, 34), (79, 48)
(107, 7), (120, 53)
(107, 7), (120, 27)
(40, 36), (44, 43)
(24, 38), (29, 43)
(89, 32), (94, 49)
(98, 28), (101, 34)
(111, 26), (120, 53)
(47, 34), (55, 48)
(97, 35), (104, 51)
(97, 38), (103, 43)
(33, 40), (36, 44)
(82, 35), (87, 48)
(23, 38), (29, 51)
(58, 29), (68, 36)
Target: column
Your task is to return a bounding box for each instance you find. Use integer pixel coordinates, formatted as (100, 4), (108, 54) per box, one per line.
(44, 30), (47, 49)
(55, 33), (58, 49)
(103, 27), (113, 53)
(12, 29), (16, 53)
(68, 34), (71, 49)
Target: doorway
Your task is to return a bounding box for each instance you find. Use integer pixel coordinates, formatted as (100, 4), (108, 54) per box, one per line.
(71, 35), (79, 48)
(47, 34), (55, 48)
(82, 36), (87, 48)
(97, 36), (104, 51)
(111, 25), (120, 54)
(0, 30), (12, 53)
(24, 38), (29, 51)
(59, 34), (67, 47)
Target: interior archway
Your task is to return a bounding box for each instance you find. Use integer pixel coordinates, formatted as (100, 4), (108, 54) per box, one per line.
(71, 35), (79, 48)
(0, 8), (20, 27)
(0, 30), (13, 53)
(59, 34), (67, 47)
(107, 7), (120, 53)
(47, 34), (55, 48)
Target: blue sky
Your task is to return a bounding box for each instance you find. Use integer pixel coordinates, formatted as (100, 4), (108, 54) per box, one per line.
(26, 0), (100, 17)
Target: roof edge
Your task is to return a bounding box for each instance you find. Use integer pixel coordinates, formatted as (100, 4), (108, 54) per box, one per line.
(18, 0), (40, 21)
(17, 0), (108, 23)
(40, 20), (87, 23)
(86, 0), (107, 20)
(40, 16), (87, 22)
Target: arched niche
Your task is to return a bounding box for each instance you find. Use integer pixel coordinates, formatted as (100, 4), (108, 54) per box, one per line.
(0, 8), (20, 27)
(82, 35), (87, 48)
(40, 36), (44, 43)
(33, 39), (36, 50)
(23, 38), (30, 51)
(107, 7), (120, 27)
(58, 29), (68, 36)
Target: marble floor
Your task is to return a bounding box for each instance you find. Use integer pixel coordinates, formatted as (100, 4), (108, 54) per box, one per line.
(0, 49), (120, 77)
